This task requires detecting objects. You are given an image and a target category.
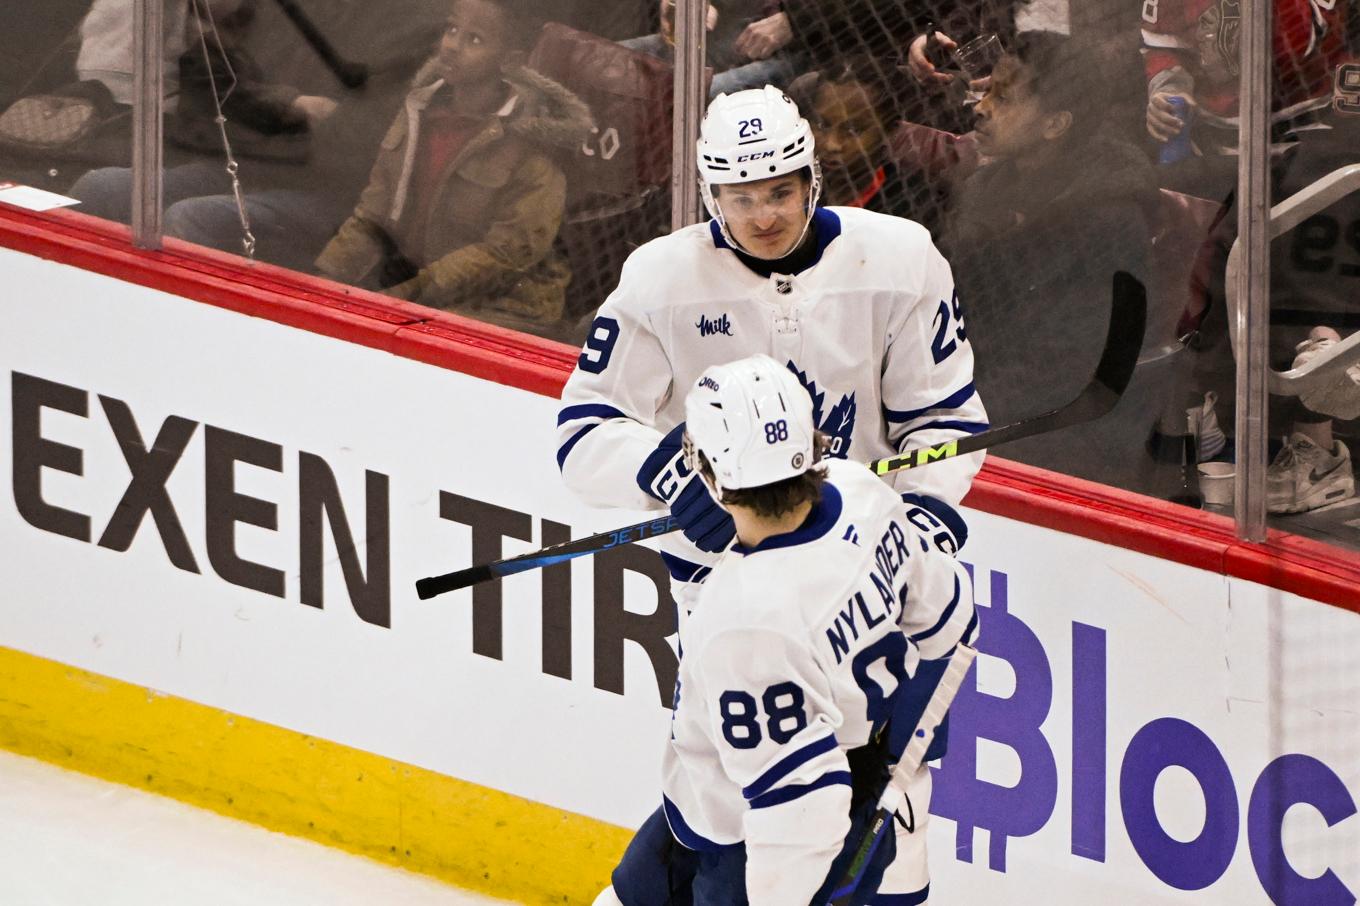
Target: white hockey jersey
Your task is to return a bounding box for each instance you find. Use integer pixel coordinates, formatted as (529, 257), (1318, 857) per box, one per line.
(660, 460), (978, 906)
(556, 208), (988, 580)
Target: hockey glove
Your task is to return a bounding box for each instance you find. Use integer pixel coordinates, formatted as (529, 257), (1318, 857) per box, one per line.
(902, 492), (967, 554)
(636, 422), (736, 553)
(888, 651), (954, 763)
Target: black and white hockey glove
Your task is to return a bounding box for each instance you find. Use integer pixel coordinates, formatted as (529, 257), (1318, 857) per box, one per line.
(902, 492), (967, 554)
(636, 423), (736, 553)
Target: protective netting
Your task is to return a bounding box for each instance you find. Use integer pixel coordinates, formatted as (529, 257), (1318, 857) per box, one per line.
(0, 0), (1357, 541)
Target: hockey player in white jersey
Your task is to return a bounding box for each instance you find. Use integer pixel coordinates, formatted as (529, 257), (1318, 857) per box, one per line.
(556, 86), (987, 607)
(596, 355), (979, 906)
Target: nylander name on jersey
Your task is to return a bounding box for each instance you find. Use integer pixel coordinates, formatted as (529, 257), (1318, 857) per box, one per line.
(658, 460), (976, 903)
(823, 516), (917, 667)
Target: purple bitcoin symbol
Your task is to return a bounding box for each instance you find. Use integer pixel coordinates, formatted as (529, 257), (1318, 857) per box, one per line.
(932, 567), (1058, 871)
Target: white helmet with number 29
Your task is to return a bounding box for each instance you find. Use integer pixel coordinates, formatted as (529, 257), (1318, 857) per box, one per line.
(684, 354), (817, 492)
(697, 85), (816, 185)
(696, 86), (821, 253)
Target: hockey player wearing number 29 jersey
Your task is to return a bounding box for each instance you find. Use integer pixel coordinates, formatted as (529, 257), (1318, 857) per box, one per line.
(598, 355), (979, 906)
(556, 86), (987, 607)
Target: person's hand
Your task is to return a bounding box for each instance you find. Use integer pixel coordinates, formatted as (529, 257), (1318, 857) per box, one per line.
(906, 30), (957, 85)
(660, 0), (673, 43)
(384, 271), (428, 302)
(661, 1), (719, 44)
(637, 423), (735, 553)
(901, 492), (967, 554)
(1147, 91), (1193, 142)
(733, 12), (794, 61)
(292, 95), (339, 127)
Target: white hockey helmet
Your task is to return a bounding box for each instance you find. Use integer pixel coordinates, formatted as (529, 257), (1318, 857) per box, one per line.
(684, 354), (816, 492)
(697, 86), (822, 251)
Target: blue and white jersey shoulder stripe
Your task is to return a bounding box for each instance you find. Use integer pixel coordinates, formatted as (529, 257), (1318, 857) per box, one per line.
(884, 380), (989, 441)
(555, 403), (627, 469)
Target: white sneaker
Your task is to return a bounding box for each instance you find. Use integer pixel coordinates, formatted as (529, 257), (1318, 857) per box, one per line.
(1266, 433), (1356, 514)
(1293, 334), (1360, 421)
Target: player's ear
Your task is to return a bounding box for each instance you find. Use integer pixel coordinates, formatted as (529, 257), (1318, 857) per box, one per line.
(1042, 109), (1072, 141)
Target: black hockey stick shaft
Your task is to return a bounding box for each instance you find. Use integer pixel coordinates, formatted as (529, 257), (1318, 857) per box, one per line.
(823, 644), (979, 906)
(415, 272), (1145, 601)
(871, 270), (1146, 476)
(415, 514), (682, 599)
(271, 0), (369, 88)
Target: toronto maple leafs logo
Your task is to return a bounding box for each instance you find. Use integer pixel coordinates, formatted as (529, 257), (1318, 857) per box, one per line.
(785, 361), (857, 459)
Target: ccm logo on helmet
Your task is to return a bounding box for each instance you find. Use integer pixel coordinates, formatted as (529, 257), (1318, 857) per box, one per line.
(736, 151), (776, 162)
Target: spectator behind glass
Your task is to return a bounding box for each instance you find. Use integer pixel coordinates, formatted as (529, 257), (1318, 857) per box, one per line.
(897, 0), (1035, 132)
(942, 31), (1176, 497)
(623, 0), (800, 97)
(74, 0), (192, 111)
(1146, 1), (1354, 510)
(791, 55), (923, 221)
(709, 0), (1010, 118)
(1141, 0), (1349, 198)
(67, 0), (385, 270)
(314, 0), (592, 333)
(1260, 110), (1360, 515)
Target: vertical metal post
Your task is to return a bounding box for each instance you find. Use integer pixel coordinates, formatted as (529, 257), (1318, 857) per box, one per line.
(671, 0), (706, 232)
(132, 0), (164, 248)
(1233, 0), (1271, 541)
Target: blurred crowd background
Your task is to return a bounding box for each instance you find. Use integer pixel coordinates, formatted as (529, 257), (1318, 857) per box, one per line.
(2, 0), (1358, 548)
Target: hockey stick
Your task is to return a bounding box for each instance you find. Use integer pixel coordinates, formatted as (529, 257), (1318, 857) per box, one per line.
(414, 271), (1146, 600)
(821, 643), (979, 906)
(270, 0), (370, 89)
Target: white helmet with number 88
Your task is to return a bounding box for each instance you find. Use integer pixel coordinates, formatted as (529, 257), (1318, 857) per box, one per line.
(684, 354), (817, 492)
(697, 86), (822, 253)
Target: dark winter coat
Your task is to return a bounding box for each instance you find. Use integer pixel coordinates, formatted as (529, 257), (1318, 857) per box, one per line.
(942, 134), (1179, 495)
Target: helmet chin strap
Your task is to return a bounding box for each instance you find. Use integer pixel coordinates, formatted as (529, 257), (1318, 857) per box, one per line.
(704, 162), (824, 262)
(683, 432), (736, 511)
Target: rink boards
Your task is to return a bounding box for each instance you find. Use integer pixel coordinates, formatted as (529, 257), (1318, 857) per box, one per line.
(1, 243), (1358, 905)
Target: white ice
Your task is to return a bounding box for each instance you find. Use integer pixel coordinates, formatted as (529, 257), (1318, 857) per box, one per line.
(0, 748), (517, 905)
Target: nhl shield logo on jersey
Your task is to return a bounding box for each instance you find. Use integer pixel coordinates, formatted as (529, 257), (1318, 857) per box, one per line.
(786, 362), (857, 459)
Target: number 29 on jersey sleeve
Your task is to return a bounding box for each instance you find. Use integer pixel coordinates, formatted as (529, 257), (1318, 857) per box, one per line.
(579, 316), (621, 374)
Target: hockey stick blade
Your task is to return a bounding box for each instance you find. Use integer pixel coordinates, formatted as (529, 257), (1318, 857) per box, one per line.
(870, 270), (1146, 475)
(415, 273), (1146, 600)
(823, 644), (979, 906)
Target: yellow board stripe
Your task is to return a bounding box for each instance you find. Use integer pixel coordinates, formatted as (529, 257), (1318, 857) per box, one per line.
(0, 645), (631, 904)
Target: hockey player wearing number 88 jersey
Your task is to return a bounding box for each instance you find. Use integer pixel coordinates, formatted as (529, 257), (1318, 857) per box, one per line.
(594, 355), (979, 906)
(555, 85), (987, 614)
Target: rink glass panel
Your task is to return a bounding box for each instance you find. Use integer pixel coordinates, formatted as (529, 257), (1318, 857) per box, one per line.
(0, 0), (137, 204)
(4, 0), (1358, 557)
(774, 0), (1243, 518)
(181, 0), (671, 346)
(1260, 19), (1360, 547)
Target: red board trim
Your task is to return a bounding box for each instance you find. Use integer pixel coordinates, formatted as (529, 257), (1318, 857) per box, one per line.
(3, 205), (1357, 611)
